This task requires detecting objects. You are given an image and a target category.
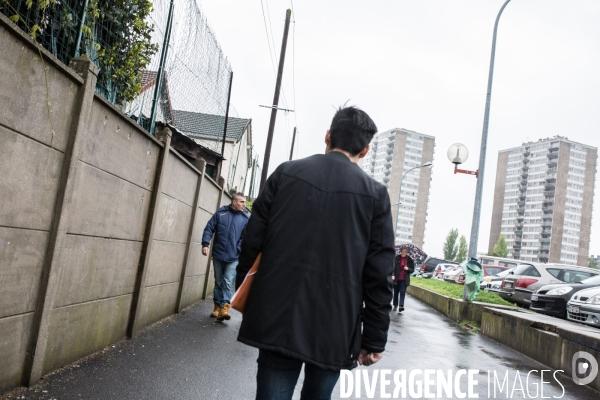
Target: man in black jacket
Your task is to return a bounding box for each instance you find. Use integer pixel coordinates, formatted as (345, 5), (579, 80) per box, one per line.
(236, 106), (395, 399)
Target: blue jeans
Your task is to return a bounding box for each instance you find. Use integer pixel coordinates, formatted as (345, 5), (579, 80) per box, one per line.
(393, 280), (407, 307)
(213, 259), (238, 306)
(256, 350), (340, 400)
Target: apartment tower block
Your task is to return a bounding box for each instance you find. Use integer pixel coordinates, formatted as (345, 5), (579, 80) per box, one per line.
(361, 128), (435, 247)
(489, 137), (597, 266)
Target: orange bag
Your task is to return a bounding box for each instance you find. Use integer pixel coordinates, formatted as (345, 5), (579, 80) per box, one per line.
(231, 253), (261, 314)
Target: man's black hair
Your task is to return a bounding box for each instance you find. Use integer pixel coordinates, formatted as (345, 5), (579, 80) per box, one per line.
(329, 106), (378, 156)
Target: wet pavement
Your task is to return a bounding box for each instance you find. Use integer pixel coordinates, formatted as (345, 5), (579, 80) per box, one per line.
(2, 295), (598, 400)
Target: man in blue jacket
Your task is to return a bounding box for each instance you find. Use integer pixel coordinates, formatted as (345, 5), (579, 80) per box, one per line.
(202, 192), (249, 321)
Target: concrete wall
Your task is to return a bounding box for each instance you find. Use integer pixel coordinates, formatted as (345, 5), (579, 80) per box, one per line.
(482, 308), (600, 393)
(0, 14), (231, 393)
(406, 285), (517, 323)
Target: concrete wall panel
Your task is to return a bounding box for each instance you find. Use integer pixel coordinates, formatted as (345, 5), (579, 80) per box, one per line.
(67, 162), (151, 241)
(220, 192), (232, 208)
(162, 154), (198, 207)
(186, 243), (208, 277)
(54, 235), (141, 308)
(198, 180), (221, 212)
(145, 241), (186, 287)
(138, 283), (179, 329)
(42, 295), (132, 374)
(0, 126), (63, 231)
(0, 24), (79, 152)
(153, 195), (192, 244)
(192, 209), (214, 245)
(81, 100), (159, 191)
(0, 313), (34, 391)
(0, 227), (48, 318)
(180, 275), (205, 310)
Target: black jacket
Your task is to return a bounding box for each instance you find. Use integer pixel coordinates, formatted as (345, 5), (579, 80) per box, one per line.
(236, 151), (395, 371)
(394, 255), (415, 286)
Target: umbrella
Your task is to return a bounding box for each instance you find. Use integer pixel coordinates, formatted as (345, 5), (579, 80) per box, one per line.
(395, 243), (428, 266)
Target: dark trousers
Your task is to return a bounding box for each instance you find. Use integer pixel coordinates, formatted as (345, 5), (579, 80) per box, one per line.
(393, 279), (407, 307)
(256, 349), (340, 400)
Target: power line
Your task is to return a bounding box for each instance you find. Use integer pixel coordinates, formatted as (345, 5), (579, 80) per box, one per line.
(260, 0), (277, 74)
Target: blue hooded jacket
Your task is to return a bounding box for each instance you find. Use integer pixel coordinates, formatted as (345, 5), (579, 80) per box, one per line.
(202, 205), (250, 262)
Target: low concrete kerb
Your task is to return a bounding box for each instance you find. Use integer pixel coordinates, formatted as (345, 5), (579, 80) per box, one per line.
(481, 307), (600, 392)
(407, 284), (517, 324)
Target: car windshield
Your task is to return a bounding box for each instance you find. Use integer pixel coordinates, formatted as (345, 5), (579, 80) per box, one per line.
(581, 275), (600, 285)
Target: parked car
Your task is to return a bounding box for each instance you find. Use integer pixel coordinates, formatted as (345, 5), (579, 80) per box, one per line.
(478, 256), (519, 269)
(498, 263), (600, 308)
(455, 265), (508, 287)
(480, 268), (515, 292)
(442, 265), (464, 284)
(566, 287), (600, 328)
(433, 263), (456, 279)
(530, 274), (600, 319)
(419, 257), (458, 278)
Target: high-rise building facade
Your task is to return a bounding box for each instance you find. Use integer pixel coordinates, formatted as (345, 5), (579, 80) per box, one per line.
(489, 136), (597, 266)
(361, 128), (435, 247)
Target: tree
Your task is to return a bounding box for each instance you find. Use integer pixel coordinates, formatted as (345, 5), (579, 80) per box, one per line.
(492, 234), (509, 257)
(443, 229), (459, 261)
(456, 235), (468, 263)
(589, 258), (599, 269)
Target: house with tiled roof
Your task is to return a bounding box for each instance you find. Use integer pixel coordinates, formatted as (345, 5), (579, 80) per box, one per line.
(122, 70), (174, 131)
(172, 110), (253, 194)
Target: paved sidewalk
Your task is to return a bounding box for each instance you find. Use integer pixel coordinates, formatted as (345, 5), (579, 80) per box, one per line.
(3, 296), (598, 399)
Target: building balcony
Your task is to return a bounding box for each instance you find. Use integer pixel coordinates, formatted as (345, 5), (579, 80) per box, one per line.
(522, 157), (530, 164)
(540, 229), (551, 236)
(547, 159), (557, 167)
(545, 182), (556, 190)
(542, 214), (553, 221)
(546, 175), (557, 183)
(523, 150), (531, 157)
(517, 200), (525, 207)
(539, 248), (550, 254)
(385, 155), (393, 162)
(547, 152), (559, 160)
(384, 170), (391, 176)
(386, 148), (394, 155)
(518, 184), (527, 191)
(540, 237), (551, 244)
(537, 254), (549, 262)
(543, 206), (554, 214)
(543, 190), (555, 197)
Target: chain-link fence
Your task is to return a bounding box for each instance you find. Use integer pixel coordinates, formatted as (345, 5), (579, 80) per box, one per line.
(2, 0), (233, 155)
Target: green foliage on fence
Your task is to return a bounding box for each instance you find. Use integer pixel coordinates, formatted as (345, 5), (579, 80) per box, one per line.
(1, 0), (157, 104)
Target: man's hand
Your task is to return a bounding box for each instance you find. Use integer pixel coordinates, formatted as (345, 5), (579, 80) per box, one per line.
(357, 349), (383, 366)
(202, 247), (209, 256)
(404, 266), (409, 271)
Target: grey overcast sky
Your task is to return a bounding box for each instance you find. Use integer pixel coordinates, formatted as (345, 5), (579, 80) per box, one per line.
(199, 0), (600, 260)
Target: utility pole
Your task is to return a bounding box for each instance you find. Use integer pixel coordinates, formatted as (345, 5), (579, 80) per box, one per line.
(248, 155), (258, 200)
(217, 71), (234, 180)
(259, 9), (292, 192)
(468, 0), (511, 260)
(289, 127), (297, 161)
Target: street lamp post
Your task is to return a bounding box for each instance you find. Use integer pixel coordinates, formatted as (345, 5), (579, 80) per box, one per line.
(468, 0), (512, 260)
(393, 162), (433, 242)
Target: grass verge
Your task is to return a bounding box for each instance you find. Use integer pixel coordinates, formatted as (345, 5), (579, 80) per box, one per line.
(411, 277), (514, 307)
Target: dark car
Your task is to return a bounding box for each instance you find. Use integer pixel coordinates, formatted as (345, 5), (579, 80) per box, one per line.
(530, 274), (600, 319)
(419, 257), (458, 278)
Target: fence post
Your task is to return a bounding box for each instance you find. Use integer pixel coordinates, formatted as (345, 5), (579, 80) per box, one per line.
(23, 57), (98, 386)
(127, 126), (172, 338)
(175, 159), (206, 313)
(202, 176), (226, 299)
(149, 0), (175, 135)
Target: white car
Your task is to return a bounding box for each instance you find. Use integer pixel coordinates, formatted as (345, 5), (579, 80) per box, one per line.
(566, 287), (600, 328)
(433, 263), (456, 280)
(442, 265), (464, 284)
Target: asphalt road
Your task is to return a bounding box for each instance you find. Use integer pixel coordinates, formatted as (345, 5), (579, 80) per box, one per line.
(3, 295), (598, 400)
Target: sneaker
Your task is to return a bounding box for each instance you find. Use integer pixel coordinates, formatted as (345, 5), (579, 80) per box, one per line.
(398, 306), (405, 313)
(392, 306), (397, 311)
(216, 303), (231, 321)
(210, 303), (221, 318)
